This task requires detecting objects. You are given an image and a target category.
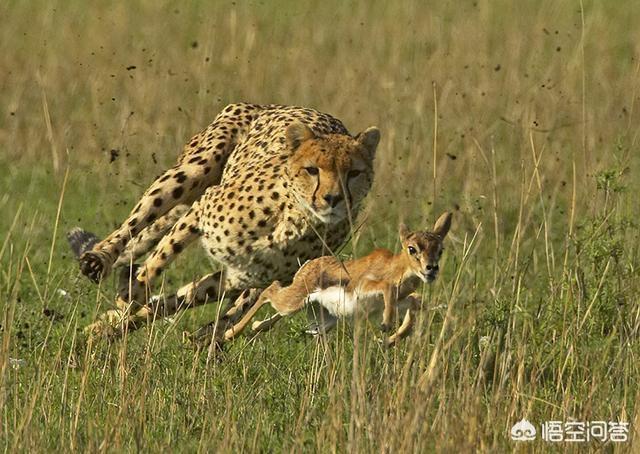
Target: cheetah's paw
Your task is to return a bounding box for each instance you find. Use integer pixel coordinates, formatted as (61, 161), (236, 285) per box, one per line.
(83, 319), (120, 339)
(79, 251), (112, 284)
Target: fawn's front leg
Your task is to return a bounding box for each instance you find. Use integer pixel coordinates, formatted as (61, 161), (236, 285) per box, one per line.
(385, 292), (421, 346)
(380, 284), (398, 332)
(386, 309), (413, 346)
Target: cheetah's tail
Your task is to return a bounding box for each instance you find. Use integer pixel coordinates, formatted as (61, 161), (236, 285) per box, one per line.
(67, 227), (100, 258)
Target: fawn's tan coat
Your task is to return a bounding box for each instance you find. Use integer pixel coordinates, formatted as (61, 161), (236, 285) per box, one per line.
(225, 212), (452, 345)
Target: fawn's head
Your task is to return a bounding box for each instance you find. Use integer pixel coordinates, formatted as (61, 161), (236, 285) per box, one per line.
(400, 212), (452, 283)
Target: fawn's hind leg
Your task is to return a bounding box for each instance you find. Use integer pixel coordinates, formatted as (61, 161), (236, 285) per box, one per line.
(251, 314), (283, 333)
(223, 280), (310, 340)
(305, 304), (338, 336)
(186, 289), (261, 348)
(245, 282), (310, 334)
(222, 283), (281, 340)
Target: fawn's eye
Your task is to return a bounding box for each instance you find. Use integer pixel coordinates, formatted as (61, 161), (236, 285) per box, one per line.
(408, 246), (417, 255)
(304, 166), (319, 176)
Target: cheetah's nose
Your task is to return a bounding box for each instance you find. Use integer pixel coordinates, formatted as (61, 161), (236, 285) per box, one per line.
(323, 194), (343, 208)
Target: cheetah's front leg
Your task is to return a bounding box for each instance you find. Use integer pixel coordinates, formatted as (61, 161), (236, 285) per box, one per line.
(112, 204), (190, 268)
(78, 161), (215, 283)
(85, 206), (202, 337)
(78, 107), (250, 283)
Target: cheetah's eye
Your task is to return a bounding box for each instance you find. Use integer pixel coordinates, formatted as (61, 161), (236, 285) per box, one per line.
(347, 169), (362, 179)
(408, 246), (417, 255)
(304, 166), (319, 176)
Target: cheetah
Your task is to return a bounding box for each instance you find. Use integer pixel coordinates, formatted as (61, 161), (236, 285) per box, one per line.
(222, 213), (452, 346)
(69, 103), (380, 338)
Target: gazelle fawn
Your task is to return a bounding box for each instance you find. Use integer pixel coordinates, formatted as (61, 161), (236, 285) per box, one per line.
(224, 212), (452, 346)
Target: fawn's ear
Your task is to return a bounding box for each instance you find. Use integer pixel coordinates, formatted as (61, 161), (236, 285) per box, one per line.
(433, 212), (452, 239)
(356, 127), (380, 160)
(399, 223), (410, 242)
(286, 122), (315, 151)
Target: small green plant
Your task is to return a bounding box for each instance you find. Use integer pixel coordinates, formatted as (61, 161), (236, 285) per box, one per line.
(595, 168), (627, 194)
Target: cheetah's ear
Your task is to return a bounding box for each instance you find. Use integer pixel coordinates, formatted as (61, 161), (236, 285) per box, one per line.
(399, 223), (410, 242)
(356, 127), (380, 160)
(433, 212), (452, 239)
(286, 122), (315, 151)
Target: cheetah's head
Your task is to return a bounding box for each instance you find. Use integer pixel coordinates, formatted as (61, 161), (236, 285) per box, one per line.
(285, 122), (380, 224)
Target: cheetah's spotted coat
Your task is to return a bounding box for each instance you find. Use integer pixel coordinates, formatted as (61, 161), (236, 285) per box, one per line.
(72, 103), (380, 337)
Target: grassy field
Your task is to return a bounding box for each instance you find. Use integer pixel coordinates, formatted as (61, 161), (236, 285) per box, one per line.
(1, 0), (639, 451)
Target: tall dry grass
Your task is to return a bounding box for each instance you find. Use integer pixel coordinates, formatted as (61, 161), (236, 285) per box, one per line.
(1, 0), (639, 452)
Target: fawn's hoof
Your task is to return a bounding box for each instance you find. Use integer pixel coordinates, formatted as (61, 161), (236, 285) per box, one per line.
(304, 324), (322, 336)
(375, 335), (398, 348)
(79, 251), (111, 284)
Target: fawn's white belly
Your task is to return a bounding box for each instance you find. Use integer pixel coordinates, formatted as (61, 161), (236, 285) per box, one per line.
(308, 286), (358, 317)
(308, 286), (382, 317)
